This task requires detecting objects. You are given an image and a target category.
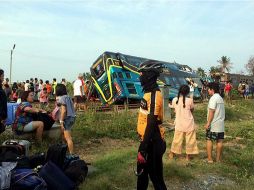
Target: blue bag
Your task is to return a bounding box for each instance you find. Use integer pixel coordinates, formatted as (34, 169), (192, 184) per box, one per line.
(11, 168), (47, 190)
(39, 161), (75, 190)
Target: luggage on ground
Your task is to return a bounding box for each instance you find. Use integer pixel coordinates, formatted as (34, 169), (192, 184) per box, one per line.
(6, 103), (19, 126)
(11, 168), (47, 190)
(0, 144), (25, 162)
(39, 161), (75, 190)
(46, 144), (67, 169)
(0, 162), (17, 190)
(64, 158), (88, 186)
(2, 140), (30, 157)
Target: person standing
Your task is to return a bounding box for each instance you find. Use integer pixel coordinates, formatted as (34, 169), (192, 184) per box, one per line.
(224, 81), (233, 104)
(52, 78), (57, 97)
(39, 87), (49, 109)
(169, 85), (199, 161)
(204, 82), (225, 163)
(24, 80), (30, 91)
(73, 73), (84, 111)
(55, 84), (76, 154)
(0, 69), (8, 133)
(136, 63), (167, 190)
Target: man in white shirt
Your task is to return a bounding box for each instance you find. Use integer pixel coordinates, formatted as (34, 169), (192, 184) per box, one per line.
(73, 73), (84, 110)
(204, 82), (225, 163)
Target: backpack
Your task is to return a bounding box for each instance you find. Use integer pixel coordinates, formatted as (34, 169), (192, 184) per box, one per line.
(46, 144), (67, 169)
(11, 168), (47, 190)
(64, 159), (88, 186)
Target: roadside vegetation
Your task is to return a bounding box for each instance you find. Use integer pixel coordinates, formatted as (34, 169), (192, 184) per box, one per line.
(1, 99), (254, 190)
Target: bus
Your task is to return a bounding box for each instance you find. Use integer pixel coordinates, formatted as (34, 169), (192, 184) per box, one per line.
(90, 51), (201, 105)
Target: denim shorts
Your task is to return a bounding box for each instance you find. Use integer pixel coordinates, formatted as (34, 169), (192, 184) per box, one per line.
(63, 116), (75, 131)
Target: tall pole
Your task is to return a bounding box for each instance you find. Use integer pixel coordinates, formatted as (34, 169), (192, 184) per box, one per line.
(10, 44), (15, 85)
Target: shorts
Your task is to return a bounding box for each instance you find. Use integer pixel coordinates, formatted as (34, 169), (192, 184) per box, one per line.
(74, 96), (83, 103)
(63, 116), (75, 131)
(206, 130), (224, 141)
(23, 122), (34, 132)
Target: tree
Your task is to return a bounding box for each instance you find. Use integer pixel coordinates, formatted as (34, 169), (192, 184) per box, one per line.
(209, 66), (221, 76)
(217, 56), (232, 73)
(245, 56), (254, 75)
(83, 72), (91, 81)
(196, 67), (206, 78)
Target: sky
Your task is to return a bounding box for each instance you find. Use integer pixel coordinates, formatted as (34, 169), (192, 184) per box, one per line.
(0, 0), (254, 83)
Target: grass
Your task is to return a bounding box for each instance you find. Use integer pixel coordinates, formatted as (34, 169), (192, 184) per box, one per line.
(1, 99), (254, 189)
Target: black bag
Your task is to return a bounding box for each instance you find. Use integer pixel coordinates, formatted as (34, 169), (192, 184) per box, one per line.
(46, 144), (67, 169)
(32, 112), (55, 131)
(0, 144), (25, 162)
(64, 159), (88, 185)
(29, 153), (46, 168)
(39, 161), (75, 190)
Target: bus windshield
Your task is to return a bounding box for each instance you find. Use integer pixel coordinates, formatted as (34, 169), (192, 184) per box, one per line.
(91, 57), (104, 78)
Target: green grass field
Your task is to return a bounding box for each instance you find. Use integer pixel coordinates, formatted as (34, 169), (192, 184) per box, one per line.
(1, 99), (254, 190)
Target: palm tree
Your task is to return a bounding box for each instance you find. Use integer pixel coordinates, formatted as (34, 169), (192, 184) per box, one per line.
(196, 67), (206, 78)
(217, 56), (232, 73)
(209, 66), (221, 76)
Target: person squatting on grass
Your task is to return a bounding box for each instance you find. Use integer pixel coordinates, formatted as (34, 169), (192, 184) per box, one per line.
(204, 82), (225, 163)
(136, 62), (167, 190)
(55, 83), (76, 154)
(12, 91), (46, 142)
(169, 84), (199, 161)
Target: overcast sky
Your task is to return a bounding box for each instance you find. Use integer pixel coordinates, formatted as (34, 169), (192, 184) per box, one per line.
(0, 0), (254, 82)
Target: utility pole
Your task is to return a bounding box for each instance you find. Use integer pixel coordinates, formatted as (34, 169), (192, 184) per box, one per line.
(10, 44), (16, 85)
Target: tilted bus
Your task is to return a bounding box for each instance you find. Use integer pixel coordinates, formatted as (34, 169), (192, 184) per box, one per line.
(90, 51), (201, 105)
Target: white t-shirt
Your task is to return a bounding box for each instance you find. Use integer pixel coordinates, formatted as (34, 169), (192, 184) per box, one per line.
(24, 83), (30, 91)
(207, 93), (225, 132)
(73, 79), (83, 96)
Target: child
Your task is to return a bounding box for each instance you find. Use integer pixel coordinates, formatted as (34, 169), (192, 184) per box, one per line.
(39, 87), (49, 109)
(55, 84), (76, 154)
(169, 84), (199, 161)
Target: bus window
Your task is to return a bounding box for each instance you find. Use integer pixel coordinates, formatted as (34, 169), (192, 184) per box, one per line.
(118, 72), (124, 79)
(126, 72), (131, 79)
(126, 83), (137, 94)
(92, 58), (104, 78)
(113, 72), (117, 79)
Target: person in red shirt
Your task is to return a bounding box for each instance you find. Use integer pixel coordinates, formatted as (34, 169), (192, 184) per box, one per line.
(224, 81), (233, 104)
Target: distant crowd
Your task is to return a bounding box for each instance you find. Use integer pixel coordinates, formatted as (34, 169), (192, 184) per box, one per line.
(1, 76), (91, 108)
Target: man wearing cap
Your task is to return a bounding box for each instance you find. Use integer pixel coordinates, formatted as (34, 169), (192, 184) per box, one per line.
(136, 62), (167, 190)
(73, 73), (84, 111)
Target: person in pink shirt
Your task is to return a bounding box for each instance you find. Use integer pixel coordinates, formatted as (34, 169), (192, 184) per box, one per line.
(39, 87), (49, 109)
(169, 85), (199, 161)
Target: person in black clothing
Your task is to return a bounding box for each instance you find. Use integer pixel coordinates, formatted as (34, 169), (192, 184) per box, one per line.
(0, 69), (8, 133)
(136, 61), (167, 190)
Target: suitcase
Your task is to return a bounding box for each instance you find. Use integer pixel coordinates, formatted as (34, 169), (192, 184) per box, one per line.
(6, 103), (19, 125)
(2, 140), (31, 157)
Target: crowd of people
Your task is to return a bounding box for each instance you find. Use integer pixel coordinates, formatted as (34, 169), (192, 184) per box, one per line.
(0, 70), (90, 154)
(1, 66), (253, 189)
(137, 64), (226, 189)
